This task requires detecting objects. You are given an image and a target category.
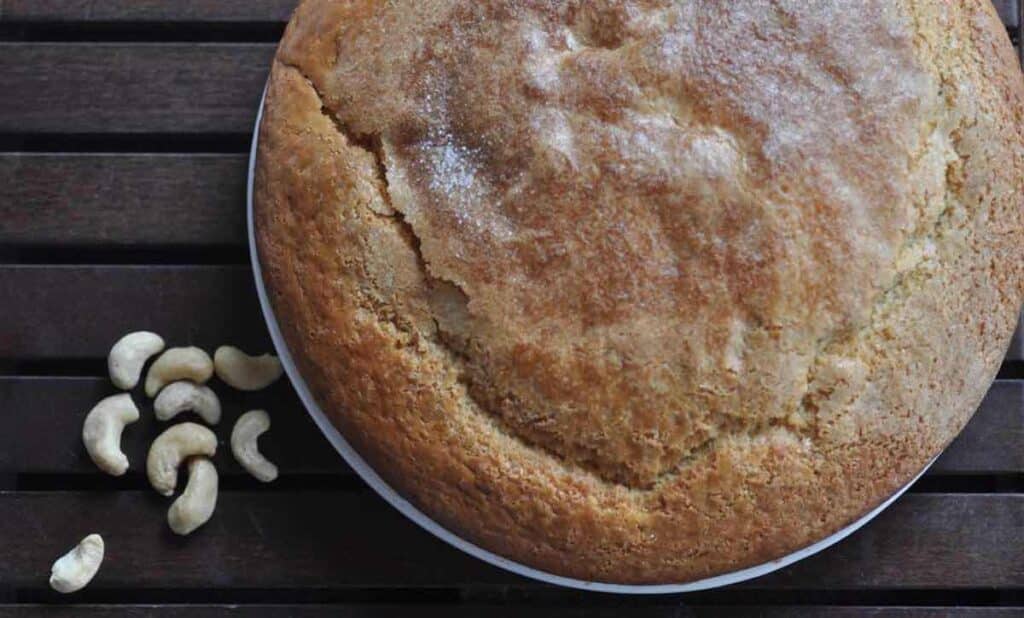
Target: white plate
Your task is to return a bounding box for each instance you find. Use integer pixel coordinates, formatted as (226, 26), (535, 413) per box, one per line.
(246, 87), (933, 594)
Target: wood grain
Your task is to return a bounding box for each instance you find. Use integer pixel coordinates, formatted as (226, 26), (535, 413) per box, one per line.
(0, 154), (248, 248)
(0, 266), (270, 360)
(2, 375), (1018, 477)
(707, 612), (1024, 618)
(0, 152), (1021, 369)
(0, 44), (272, 135)
(748, 493), (1024, 590)
(994, 0), (1021, 28)
(932, 380), (1024, 474)
(0, 1), (298, 23)
(0, 5), (1015, 137)
(2, 490), (511, 589)
(0, 492), (1020, 590)
(0, 0), (1016, 30)
(1008, 317), (1024, 362)
(0, 0), (1018, 613)
(0, 607), (1020, 618)
(0, 608), (689, 618)
(0, 376), (347, 478)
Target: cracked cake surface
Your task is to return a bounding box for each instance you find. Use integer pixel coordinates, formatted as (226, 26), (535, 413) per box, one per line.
(254, 0), (1024, 583)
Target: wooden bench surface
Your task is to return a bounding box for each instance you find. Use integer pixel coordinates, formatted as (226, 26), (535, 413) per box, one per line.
(0, 1), (1021, 615)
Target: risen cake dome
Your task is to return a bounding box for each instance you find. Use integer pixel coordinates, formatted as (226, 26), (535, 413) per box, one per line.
(255, 0), (1024, 583)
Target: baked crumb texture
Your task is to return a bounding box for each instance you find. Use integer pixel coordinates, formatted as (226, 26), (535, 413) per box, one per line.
(255, 0), (1024, 583)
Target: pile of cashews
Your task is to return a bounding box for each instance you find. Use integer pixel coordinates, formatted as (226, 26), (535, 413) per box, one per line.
(52, 331), (284, 593)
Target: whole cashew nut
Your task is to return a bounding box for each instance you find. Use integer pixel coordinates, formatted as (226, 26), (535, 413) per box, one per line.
(231, 410), (278, 482)
(108, 331), (165, 390)
(214, 346), (283, 391)
(144, 345), (214, 399)
(147, 422), (217, 496)
(168, 457), (219, 535)
(49, 533), (104, 594)
(146, 345), (214, 399)
(154, 381), (222, 425)
(82, 393), (140, 476)
(145, 346), (213, 397)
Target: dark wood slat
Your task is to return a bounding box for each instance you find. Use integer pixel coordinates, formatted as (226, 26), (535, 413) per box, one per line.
(0, 608), (682, 618)
(0, 266), (270, 360)
(0, 44), (272, 135)
(0, 0), (1016, 29)
(703, 612), (1024, 618)
(1008, 317), (1024, 361)
(933, 380), (1024, 474)
(0, 155), (1020, 366)
(0, 1), (297, 23)
(3, 375), (1018, 477)
(0, 376), (346, 478)
(3, 262), (1022, 370)
(1, 608), (1020, 618)
(994, 0), (1021, 28)
(749, 494), (1024, 591)
(1, 490), (511, 589)
(0, 493), (1020, 590)
(0, 609), (667, 618)
(37, 154), (1024, 276)
(0, 7), (1017, 137)
(710, 612), (1023, 618)
(0, 154), (248, 247)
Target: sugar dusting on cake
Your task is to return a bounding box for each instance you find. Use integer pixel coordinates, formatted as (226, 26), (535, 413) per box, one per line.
(405, 76), (517, 244)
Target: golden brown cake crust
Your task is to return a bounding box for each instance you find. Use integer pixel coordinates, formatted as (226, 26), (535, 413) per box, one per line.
(255, 0), (1024, 583)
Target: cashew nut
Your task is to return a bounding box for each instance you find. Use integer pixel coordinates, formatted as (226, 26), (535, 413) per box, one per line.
(168, 457), (219, 535)
(214, 346), (283, 391)
(49, 533), (104, 593)
(231, 410), (278, 482)
(147, 422), (217, 496)
(82, 393), (140, 476)
(154, 381), (222, 425)
(144, 346), (213, 397)
(108, 331), (165, 390)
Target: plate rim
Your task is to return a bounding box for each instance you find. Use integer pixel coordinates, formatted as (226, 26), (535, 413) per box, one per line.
(245, 84), (933, 594)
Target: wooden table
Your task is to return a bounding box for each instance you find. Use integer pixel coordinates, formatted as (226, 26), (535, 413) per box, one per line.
(0, 2), (1022, 616)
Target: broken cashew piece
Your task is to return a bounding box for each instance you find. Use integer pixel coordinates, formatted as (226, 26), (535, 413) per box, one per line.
(231, 410), (278, 482)
(154, 381), (222, 425)
(147, 422), (217, 496)
(145, 346), (213, 397)
(108, 331), (165, 390)
(49, 533), (104, 594)
(214, 346), (283, 391)
(82, 393), (140, 476)
(168, 457), (219, 535)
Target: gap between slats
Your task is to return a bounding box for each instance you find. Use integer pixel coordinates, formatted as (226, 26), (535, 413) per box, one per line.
(4, 594), (1024, 611)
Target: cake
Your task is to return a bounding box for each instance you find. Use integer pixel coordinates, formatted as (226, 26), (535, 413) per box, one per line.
(254, 0), (1024, 583)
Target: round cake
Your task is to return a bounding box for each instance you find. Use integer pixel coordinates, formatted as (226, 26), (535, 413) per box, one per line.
(254, 0), (1024, 583)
